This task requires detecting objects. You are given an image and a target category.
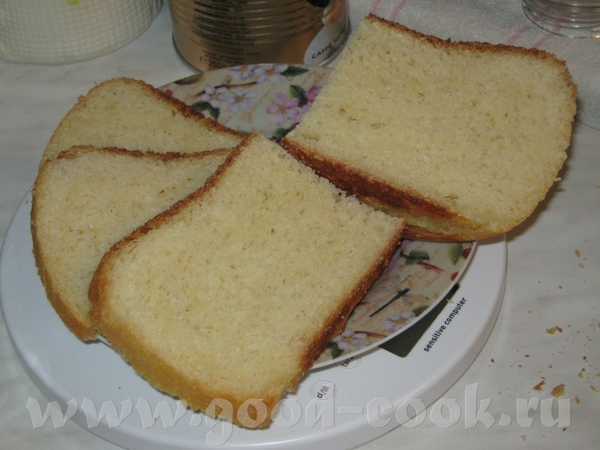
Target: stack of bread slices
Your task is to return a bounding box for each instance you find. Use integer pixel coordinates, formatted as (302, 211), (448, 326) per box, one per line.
(31, 77), (406, 427)
(31, 14), (576, 428)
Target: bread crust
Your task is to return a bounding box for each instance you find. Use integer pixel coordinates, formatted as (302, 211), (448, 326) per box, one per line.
(42, 77), (243, 164)
(31, 151), (97, 340)
(281, 129), (522, 242)
(355, 194), (501, 242)
(31, 217), (96, 339)
(280, 140), (461, 224)
(293, 221), (404, 385)
(369, 14), (576, 78)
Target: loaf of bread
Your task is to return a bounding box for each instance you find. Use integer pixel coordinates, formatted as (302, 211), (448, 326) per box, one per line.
(281, 14), (577, 242)
(90, 133), (405, 427)
(31, 146), (231, 340)
(42, 77), (242, 163)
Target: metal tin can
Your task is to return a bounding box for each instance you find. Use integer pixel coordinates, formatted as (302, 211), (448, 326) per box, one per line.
(168, 0), (350, 72)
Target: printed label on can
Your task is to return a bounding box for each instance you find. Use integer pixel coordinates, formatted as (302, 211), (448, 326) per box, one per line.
(169, 0), (349, 72)
(304, 0), (349, 65)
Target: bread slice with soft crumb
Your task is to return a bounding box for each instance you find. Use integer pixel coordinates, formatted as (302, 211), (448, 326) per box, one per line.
(42, 77), (242, 163)
(281, 14), (577, 242)
(31, 146), (231, 340)
(90, 133), (405, 428)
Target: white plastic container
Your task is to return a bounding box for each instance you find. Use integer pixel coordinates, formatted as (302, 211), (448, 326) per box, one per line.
(0, 0), (162, 64)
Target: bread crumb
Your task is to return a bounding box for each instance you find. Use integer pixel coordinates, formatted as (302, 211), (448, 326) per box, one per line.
(575, 249), (581, 257)
(521, 434), (527, 442)
(575, 395), (580, 404)
(533, 378), (546, 391)
(546, 326), (563, 334)
(551, 383), (565, 397)
(592, 386), (598, 393)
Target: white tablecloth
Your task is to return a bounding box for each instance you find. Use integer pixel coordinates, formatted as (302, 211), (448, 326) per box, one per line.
(1, 2), (598, 449)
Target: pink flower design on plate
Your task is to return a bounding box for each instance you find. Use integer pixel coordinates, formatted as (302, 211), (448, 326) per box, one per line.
(227, 90), (256, 113)
(381, 312), (416, 333)
(306, 85), (322, 102)
(267, 93), (301, 127)
(199, 85), (231, 108)
(288, 103), (312, 124)
(254, 64), (289, 84)
(332, 330), (367, 350)
(229, 65), (259, 81)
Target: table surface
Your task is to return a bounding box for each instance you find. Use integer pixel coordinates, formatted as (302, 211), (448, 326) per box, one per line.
(1, 3), (599, 450)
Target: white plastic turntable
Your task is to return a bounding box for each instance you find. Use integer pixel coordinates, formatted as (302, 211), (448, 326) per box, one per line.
(0, 189), (505, 449)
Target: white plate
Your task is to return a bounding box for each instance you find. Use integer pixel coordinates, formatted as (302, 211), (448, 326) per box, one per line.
(0, 190), (505, 449)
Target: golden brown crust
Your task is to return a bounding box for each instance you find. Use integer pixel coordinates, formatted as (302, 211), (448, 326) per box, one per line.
(95, 78), (244, 140)
(277, 141), (496, 242)
(280, 138), (476, 241)
(280, 140), (456, 220)
(42, 77), (243, 164)
(403, 225), (483, 243)
(57, 145), (233, 164)
(294, 221), (405, 385)
(31, 158), (97, 340)
(355, 194), (493, 242)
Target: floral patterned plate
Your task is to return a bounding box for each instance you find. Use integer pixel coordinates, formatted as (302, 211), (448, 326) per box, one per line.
(160, 65), (475, 369)
(161, 63), (328, 141)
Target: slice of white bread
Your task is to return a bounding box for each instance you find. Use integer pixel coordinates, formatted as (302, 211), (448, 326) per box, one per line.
(31, 146), (231, 340)
(281, 14), (577, 242)
(41, 77), (242, 163)
(89, 133), (405, 428)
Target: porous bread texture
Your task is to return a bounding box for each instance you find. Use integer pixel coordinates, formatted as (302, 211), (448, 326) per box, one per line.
(31, 146), (230, 340)
(281, 14), (577, 242)
(42, 77), (242, 163)
(90, 133), (405, 428)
